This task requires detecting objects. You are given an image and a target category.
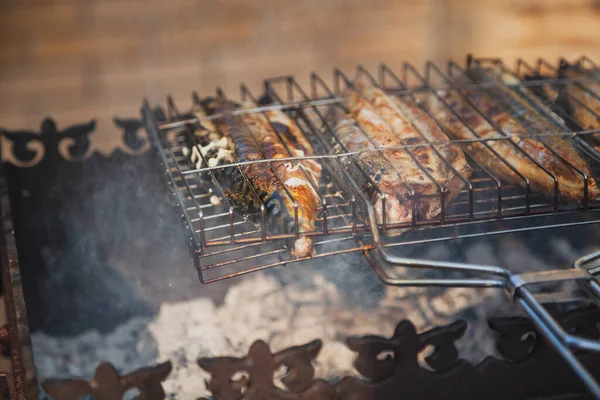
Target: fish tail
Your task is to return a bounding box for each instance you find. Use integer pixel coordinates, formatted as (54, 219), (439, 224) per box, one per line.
(264, 190), (315, 257)
(265, 191), (296, 234)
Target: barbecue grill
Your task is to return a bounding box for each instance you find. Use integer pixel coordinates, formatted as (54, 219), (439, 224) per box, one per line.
(141, 55), (600, 397)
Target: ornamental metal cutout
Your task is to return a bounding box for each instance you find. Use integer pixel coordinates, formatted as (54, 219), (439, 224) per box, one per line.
(41, 361), (172, 400)
(36, 307), (600, 400)
(1, 110), (162, 167)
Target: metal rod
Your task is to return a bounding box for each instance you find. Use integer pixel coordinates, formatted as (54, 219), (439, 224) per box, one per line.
(143, 100), (203, 257)
(516, 292), (600, 398)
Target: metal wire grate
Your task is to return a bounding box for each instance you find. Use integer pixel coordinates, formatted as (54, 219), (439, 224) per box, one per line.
(143, 56), (600, 284)
(510, 56), (600, 163)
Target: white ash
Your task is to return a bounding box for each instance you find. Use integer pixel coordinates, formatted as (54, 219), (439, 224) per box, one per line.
(31, 259), (517, 400)
(31, 235), (595, 399)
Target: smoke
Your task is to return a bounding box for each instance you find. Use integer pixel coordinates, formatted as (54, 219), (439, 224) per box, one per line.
(18, 110), (600, 339)
(18, 126), (236, 335)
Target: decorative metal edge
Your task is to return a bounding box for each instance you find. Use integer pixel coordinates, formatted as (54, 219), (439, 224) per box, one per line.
(40, 361), (172, 400)
(0, 114), (155, 168)
(37, 305), (600, 400)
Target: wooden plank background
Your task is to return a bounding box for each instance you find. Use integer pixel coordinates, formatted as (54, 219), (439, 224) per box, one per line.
(1, 0), (600, 153)
(0, 0), (599, 375)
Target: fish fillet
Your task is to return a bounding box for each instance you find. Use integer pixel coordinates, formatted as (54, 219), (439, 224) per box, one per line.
(206, 99), (320, 258)
(423, 79), (598, 202)
(558, 62), (600, 146)
(332, 112), (414, 226)
(466, 66), (599, 201)
(343, 78), (472, 221)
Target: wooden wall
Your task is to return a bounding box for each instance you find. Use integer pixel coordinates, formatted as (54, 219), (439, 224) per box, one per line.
(1, 0), (599, 153)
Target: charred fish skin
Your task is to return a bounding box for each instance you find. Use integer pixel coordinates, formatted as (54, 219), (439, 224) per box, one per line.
(558, 62), (600, 143)
(202, 97), (274, 214)
(243, 105), (320, 242)
(332, 113), (413, 226)
(206, 100), (275, 215)
(347, 78), (472, 219)
(206, 98), (319, 258)
(259, 107), (323, 188)
(342, 88), (444, 220)
(466, 66), (600, 201)
(423, 87), (595, 203)
(390, 95), (473, 206)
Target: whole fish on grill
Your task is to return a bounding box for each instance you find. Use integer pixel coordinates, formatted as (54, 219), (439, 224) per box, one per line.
(422, 72), (600, 202)
(260, 107), (322, 188)
(482, 64), (570, 130)
(331, 110), (414, 227)
(557, 61), (600, 143)
(341, 78), (472, 222)
(391, 92), (472, 192)
(309, 103), (414, 231)
(465, 65), (600, 201)
(205, 98), (320, 258)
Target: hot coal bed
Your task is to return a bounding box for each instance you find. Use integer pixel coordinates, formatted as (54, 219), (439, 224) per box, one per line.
(5, 56), (600, 400)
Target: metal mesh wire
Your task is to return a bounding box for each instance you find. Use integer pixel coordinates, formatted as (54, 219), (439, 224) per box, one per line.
(144, 56), (600, 284)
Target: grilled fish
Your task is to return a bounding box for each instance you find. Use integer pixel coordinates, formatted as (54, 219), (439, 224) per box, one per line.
(391, 94), (472, 194)
(206, 99), (320, 258)
(558, 61), (600, 143)
(484, 65), (570, 130)
(260, 107), (322, 187)
(422, 76), (599, 202)
(465, 66), (599, 201)
(343, 78), (472, 221)
(304, 104), (413, 232)
(526, 74), (561, 106)
(332, 111), (414, 226)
